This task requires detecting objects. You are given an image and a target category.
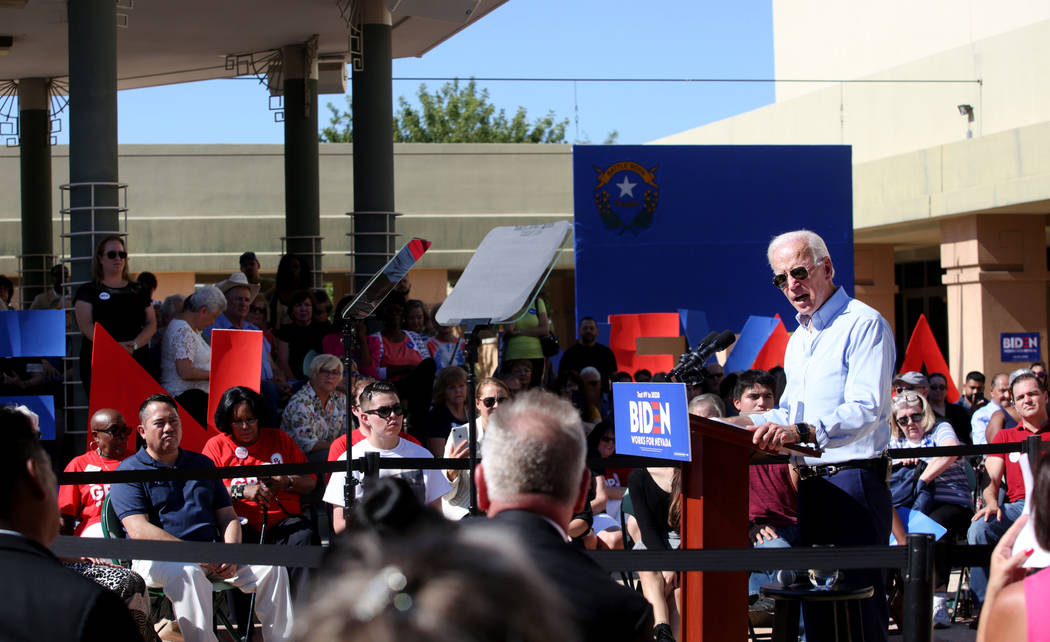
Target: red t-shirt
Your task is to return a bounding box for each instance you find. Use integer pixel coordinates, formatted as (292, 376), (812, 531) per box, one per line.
(603, 467), (633, 489)
(58, 450), (124, 536)
(202, 429), (309, 530)
(990, 423), (1050, 503)
(749, 463), (798, 527)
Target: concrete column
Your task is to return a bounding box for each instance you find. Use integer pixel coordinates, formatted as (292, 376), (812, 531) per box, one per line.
(67, 0), (120, 446)
(282, 44), (322, 288)
(18, 78), (53, 308)
(941, 214), (1050, 385)
(350, 0), (395, 292)
(68, 0), (120, 274)
(853, 243), (898, 336)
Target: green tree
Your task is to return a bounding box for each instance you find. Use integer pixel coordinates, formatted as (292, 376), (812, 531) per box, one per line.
(318, 78), (569, 144)
(319, 96), (353, 143)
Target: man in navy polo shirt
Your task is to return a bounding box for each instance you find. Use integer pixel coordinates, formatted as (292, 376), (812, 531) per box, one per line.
(109, 393), (293, 642)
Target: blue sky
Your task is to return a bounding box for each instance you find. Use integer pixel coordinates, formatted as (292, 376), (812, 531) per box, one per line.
(101, 0), (774, 145)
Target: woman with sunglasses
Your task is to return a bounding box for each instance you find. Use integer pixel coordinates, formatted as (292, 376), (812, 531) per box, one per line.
(440, 377), (511, 520)
(73, 235), (157, 393)
(889, 390), (974, 626)
(281, 353), (348, 456)
(59, 408), (133, 538)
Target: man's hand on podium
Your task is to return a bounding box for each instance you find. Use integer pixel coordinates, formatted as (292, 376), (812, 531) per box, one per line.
(749, 422), (802, 451)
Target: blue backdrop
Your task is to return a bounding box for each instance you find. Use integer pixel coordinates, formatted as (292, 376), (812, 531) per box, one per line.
(572, 145), (854, 338)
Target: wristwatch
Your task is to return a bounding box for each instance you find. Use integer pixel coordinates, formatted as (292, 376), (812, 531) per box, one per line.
(795, 422), (811, 443)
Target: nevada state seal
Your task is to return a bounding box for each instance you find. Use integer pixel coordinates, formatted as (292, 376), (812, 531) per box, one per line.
(593, 161), (659, 235)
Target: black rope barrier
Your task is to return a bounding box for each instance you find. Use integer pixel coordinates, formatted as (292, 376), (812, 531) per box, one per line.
(53, 536), (922, 573)
(57, 440), (1027, 486)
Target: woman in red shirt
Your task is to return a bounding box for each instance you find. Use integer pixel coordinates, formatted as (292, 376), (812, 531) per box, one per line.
(203, 386), (319, 598)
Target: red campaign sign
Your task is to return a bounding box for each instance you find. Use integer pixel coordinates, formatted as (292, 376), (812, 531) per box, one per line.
(88, 324), (209, 453)
(608, 312), (680, 375)
(752, 314), (790, 371)
(899, 314), (960, 403)
(206, 329), (263, 432)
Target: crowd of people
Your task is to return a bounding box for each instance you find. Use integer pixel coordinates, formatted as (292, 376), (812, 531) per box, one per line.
(2, 229), (1049, 641)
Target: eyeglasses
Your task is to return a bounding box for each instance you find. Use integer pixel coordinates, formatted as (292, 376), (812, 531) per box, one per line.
(896, 413), (924, 426)
(249, 306), (266, 314)
(481, 396), (509, 408)
(96, 424), (132, 436)
(230, 418), (258, 428)
(772, 265), (810, 289)
(319, 368), (341, 377)
(105, 250), (128, 260)
(894, 385), (915, 394)
(364, 404), (405, 419)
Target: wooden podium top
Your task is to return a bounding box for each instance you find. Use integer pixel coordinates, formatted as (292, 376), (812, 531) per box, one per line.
(689, 414), (821, 459)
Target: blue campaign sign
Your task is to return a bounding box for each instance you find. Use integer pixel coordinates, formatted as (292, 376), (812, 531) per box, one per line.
(0, 395), (56, 440)
(0, 310), (65, 357)
(613, 382), (691, 461)
(1001, 332), (1041, 362)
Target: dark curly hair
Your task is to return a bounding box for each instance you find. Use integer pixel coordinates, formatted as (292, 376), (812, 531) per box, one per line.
(213, 386), (271, 435)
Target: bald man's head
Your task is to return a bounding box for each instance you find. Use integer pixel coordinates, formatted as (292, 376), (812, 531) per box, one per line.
(90, 408), (125, 432)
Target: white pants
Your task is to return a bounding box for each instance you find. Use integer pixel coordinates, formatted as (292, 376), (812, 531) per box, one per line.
(132, 559), (294, 642)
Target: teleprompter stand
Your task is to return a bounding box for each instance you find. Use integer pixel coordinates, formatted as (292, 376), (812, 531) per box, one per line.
(339, 239), (432, 511)
(436, 221), (572, 514)
(680, 415), (820, 642)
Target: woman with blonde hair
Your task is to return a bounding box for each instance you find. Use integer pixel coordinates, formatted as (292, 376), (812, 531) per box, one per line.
(888, 390), (973, 625)
(73, 235), (156, 392)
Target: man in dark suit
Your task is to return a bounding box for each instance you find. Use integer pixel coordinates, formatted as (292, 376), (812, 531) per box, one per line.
(475, 389), (654, 642)
(0, 406), (138, 641)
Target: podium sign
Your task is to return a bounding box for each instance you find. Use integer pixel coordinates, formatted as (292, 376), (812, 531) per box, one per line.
(613, 382), (691, 461)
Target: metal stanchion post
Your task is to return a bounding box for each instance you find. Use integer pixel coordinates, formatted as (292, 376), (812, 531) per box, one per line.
(902, 533), (935, 642)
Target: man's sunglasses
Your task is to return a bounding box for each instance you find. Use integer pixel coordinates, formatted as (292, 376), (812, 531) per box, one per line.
(481, 396), (509, 408)
(96, 424), (132, 436)
(105, 250), (128, 260)
(364, 404), (405, 419)
(772, 265), (810, 289)
(249, 305), (266, 314)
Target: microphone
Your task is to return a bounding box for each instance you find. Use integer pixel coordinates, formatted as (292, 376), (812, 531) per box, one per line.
(668, 331), (717, 381)
(669, 330), (736, 384)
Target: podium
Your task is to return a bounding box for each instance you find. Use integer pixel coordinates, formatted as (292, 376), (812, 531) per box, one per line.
(680, 414), (820, 642)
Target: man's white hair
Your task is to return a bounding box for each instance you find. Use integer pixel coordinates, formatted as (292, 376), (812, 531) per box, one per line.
(579, 366), (600, 381)
(767, 230), (835, 279)
(481, 389), (586, 504)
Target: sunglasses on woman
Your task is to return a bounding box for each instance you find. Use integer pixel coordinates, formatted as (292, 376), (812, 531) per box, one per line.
(481, 396), (509, 408)
(772, 265), (810, 289)
(249, 305), (266, 314)
(896, 413), (924, 426)
(105, 250), (128, 260)
(96, 424), (132, 436)
(364, 404), (405, 419)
